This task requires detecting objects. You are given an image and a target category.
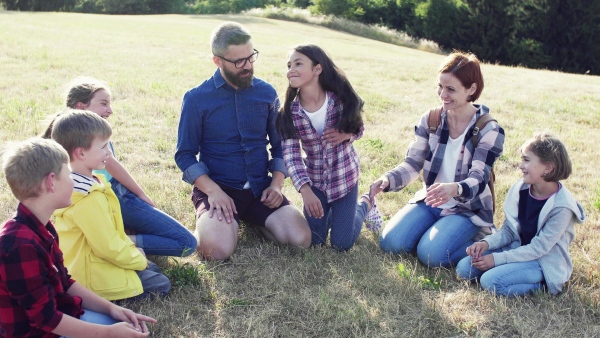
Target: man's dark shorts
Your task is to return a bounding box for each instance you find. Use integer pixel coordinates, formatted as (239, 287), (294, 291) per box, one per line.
(191, 183), (290, 227)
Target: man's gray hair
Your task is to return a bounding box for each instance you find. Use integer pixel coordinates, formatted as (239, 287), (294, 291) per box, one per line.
(210, 22), (252, 56)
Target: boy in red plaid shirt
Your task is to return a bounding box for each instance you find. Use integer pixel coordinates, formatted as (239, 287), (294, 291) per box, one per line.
(0, 138), (155, 338)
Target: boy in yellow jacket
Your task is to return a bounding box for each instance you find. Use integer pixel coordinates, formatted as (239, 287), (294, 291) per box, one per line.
(50, 110), (170, 301)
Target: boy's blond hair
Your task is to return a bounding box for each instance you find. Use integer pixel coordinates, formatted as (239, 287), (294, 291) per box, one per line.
(51, 109), (112, 160)
(2, 137), (69, 200)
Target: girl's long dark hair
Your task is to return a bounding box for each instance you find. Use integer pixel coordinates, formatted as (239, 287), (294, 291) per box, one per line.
(277, 44), (364, 140)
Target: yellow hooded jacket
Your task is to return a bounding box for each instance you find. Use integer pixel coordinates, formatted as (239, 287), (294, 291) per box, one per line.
(53, 174), (146, 300)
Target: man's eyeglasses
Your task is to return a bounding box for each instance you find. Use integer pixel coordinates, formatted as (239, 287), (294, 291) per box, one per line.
(216, 49), (259, 69)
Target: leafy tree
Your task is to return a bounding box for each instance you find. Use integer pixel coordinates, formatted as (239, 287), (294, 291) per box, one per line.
(1, 0), (76, 11)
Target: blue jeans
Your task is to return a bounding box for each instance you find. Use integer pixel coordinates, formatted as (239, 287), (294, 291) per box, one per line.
(456, 252), (545, 297)
(130, 261), (171, 301)
(61, 309), (118, 337)
(306, 185), (366, 251)
(111, 178), (197, 256)
(80, 308), (118, 325)
(379, 202), (479, 267)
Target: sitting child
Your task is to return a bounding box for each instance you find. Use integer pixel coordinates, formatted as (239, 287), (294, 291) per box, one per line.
(42, 77), (196, 257)
(456, 132), (585, 296)
(0, 137), (156, 337)
(50, 109), (170, 301)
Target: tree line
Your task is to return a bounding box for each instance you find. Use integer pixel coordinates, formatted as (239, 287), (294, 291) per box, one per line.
(2, 0), (598, 75)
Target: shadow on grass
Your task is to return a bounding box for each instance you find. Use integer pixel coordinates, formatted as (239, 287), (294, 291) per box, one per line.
(141, 223), (465, 337)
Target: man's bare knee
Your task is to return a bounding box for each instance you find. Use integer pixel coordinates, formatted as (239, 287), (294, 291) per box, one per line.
(194, 215), (238, 260)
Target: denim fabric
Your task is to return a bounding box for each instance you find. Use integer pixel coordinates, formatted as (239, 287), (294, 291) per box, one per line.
(79, 309), (118, 325)
(379, 202), (479, 267)
(62, 309), (118, 337)
(306, 185), (366, 251)
(111, 178), (197, 257)
(456, 255), (544, 297)
(132, 261), (171, 301)
(175, 69), (286, 197)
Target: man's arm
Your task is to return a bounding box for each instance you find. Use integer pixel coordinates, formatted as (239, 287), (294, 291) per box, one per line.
(175, 90), (211, 185)
(266, 97), (288, 176)
(261, 170), (285, 209)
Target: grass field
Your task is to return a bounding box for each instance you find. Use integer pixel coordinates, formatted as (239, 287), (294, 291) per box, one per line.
(1, 11), (599, 337)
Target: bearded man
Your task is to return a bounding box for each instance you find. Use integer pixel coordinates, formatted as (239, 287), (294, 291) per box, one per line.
(175, 22), (311, 260)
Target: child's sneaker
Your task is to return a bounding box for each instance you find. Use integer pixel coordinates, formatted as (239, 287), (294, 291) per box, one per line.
(361, 193), (383, 233)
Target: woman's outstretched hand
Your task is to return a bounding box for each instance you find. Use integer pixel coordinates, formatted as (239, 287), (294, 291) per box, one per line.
(370, 176), (389, 197)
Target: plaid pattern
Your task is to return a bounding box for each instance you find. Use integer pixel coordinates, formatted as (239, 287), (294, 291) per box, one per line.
(385, 104), (504, 233)
(283, 91), (364, 203)
(0, 203), (83, 338)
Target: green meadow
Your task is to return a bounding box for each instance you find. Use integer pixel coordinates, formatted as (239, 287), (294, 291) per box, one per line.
(1, 11), (599, 337)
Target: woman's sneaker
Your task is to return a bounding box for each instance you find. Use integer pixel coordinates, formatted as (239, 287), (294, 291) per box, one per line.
(361, 193), (383, 233)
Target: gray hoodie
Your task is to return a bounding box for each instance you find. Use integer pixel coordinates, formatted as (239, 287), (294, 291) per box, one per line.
(483, 180), (585, 295)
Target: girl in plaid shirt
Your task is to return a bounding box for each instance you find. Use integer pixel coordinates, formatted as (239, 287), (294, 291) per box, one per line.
(277, 45), (382, 251)
(373, 52), (505, 267)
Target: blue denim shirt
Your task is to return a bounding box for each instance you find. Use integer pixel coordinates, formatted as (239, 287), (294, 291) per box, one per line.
(175, 69), (287, 197)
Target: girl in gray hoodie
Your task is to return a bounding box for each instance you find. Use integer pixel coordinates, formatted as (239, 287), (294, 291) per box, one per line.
(456, 132), (585, 296)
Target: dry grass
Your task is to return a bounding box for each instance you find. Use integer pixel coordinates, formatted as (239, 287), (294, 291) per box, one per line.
(0, 11), (599, 337)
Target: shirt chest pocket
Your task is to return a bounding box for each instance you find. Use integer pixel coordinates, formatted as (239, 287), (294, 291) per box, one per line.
(241, 103), (269, 134)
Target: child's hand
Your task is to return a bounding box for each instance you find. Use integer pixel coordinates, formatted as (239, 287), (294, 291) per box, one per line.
(138, 193), (156, 208)
(106, 322), (149, 338)
(466, 241), (489, 259)
(107, 305), (156, 337)
(370, 177), (389, 196)
(471, 254), (495, 271)
(323, 128), (351, 146)
(300, 185), (324, 218)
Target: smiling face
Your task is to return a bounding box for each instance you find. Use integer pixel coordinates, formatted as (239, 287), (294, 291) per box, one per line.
(287, 51), (321, 90)
(519, 147), (554, 185)
(83, 136), (111, 172)
(215, 42), (255, 89)
(437, 72), (476, 112)
(82, 89), (113, 119)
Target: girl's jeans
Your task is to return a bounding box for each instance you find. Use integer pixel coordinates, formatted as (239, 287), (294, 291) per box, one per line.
(110, 178), (197, 257)
(306, 185), (367, 251)
(456, 251), (545, 297)
(379, 202), (479, 267)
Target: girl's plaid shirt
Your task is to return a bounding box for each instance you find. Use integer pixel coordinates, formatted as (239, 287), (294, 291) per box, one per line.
(282, 91), (364, 203)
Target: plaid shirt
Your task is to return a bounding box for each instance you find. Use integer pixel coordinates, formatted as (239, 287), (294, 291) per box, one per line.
(282, 91), (364, 203)
(0, 203), (83, 338)
(385, 104), (504, 236)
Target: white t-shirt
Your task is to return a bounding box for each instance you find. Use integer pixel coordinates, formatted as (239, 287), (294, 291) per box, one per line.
(301, 93), (328, 136)
(435, 127), (468, 210)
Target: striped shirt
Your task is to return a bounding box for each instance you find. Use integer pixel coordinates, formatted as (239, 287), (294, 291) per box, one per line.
(282, 91), (364, 203)
(71, 172), (100, 195)
(385, 104), (505, 236)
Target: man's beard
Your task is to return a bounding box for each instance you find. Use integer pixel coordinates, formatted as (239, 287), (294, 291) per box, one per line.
(223, 67), (254, 89)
